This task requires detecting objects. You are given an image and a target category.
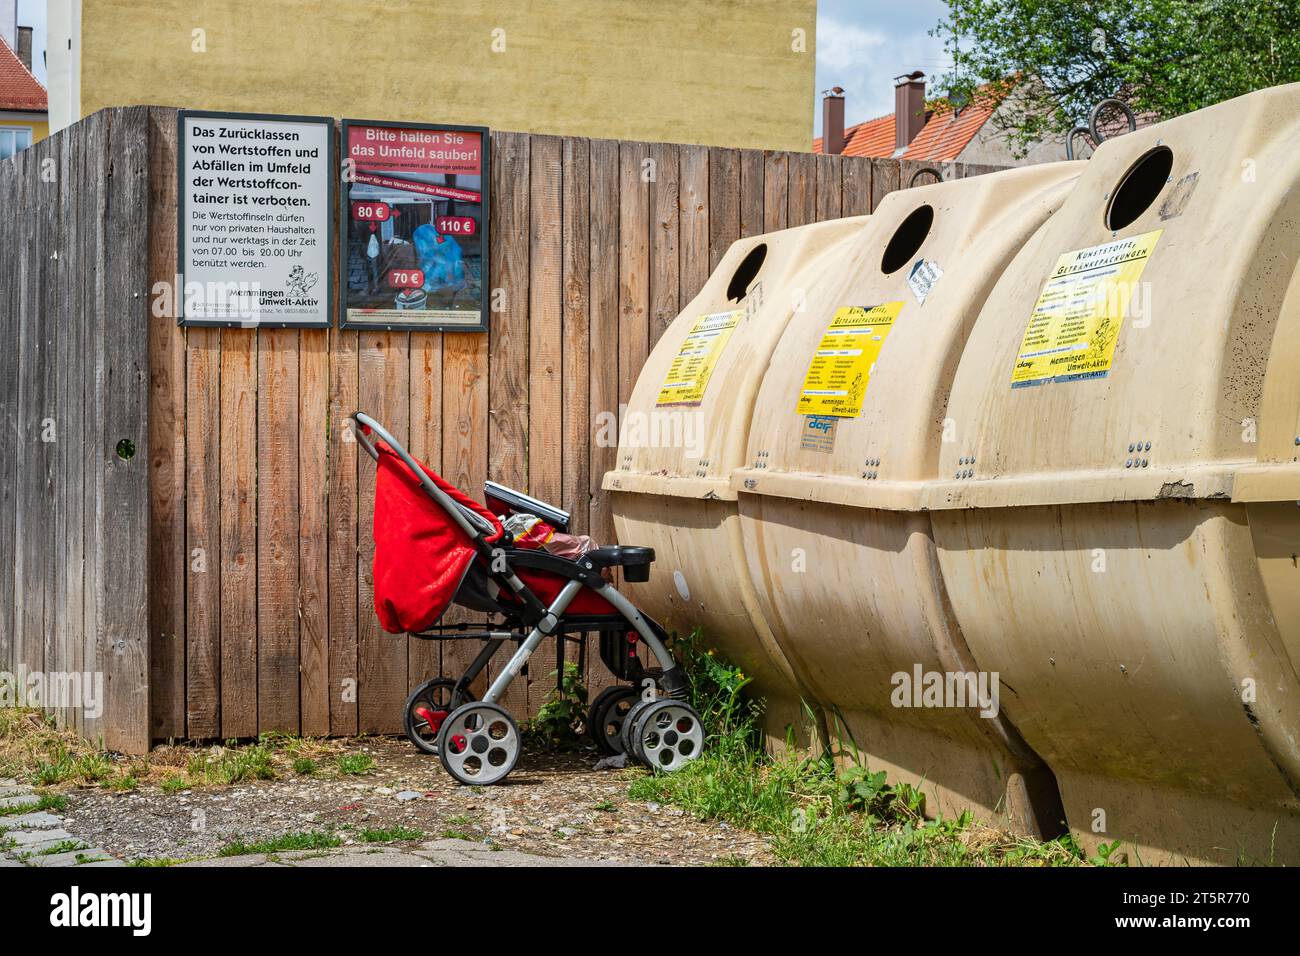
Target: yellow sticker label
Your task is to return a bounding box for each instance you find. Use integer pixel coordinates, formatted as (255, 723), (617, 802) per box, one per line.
(1010, 230), (1162, 388)
(795, 304), (904, 418)
(656, 310), (742, 406)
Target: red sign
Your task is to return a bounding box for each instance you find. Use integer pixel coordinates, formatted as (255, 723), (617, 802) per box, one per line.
(347, 125), (482, 176)
(351, 201), (391, 222)
(436, 216), (477, 237)
(388, 268), (425, 290)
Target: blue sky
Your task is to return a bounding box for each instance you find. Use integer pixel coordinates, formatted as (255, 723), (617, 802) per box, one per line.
(16, 0), (45, 83)
(814, 0), (954, 136)
(17, 0), (950, 132)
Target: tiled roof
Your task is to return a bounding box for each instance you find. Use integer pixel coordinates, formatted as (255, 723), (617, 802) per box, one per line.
(0, 35), (47, 112)
(814, 89), (1001, 162)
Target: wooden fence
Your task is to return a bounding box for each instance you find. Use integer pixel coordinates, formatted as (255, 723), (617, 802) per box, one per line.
(1, 106), (1003, 751)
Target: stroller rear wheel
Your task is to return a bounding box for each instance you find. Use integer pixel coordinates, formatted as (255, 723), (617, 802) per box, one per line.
(437, 702), (521, 785)
(630, 700), (704, 772)
(404, 678), (476, 756)
(588, 685), (640, 756)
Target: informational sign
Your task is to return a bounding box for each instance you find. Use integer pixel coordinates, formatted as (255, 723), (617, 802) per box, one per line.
(795, 303), (904, 418)
(341, 120), (490, 331)
(178, 111), (333, 328)
(656, 310), (741, 406)
(1010, 230), (1163, 388)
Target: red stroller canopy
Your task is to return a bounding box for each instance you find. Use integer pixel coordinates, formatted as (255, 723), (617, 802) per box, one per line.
(371, 441), (503, 634)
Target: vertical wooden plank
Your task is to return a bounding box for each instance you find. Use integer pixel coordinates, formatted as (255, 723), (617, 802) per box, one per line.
(739, 149), (766, 239)
(80, 112), (108, 747)
(0, 115), (20, 680)
(146, 108), (186, 741)
(762, 151), (789, 234)
(257, 327), (301, 735)
(298, 328), (330, 736)
(440, 331), (489, 695)
(407, 333), (444, 692)
(528, 135), (564, 506)
(648, 142), (679, 349)
(815, 153), (842, 222)
(561, 136), (601, 703)
(677, 144), (710, 305)
(587, 138), (620, 555)
(98, 108), (152, 753)
(871, 157), (901, 211)
(185, 328), (221, 738)
(220, 330), (258, 739)
(14, 145), (50, 704)
(357, 332), (409, 733)
(486, 130), (530, 717)
(528, 133), (565, 712)
(45, 132), (67, 731)
(708, 147), (741, 271)
(327, 328), (359, 736)
(618, 141), (650, 410)
(841, 156), (873, 217)
(787, 151), (817, 227)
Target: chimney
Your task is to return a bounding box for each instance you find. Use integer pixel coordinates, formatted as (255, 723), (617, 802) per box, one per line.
(821, 87), (846, 155)
(893, 70), (927, 154)
(16, 25), (32, 72)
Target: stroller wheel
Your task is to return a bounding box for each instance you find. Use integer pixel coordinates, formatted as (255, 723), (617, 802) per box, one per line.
(631, 700), (704, 773)
(619, 696), (662, 764)
(404, 678), (476, 756)
(588, 686), (640, 756)
(437, 702), (521, 785)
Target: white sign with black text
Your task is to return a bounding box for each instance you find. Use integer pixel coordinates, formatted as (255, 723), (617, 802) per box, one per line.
(179, 111), (332, 327)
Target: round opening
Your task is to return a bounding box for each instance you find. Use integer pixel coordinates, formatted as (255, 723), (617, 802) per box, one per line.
(116, 438), (136, 461)
(1106, 146), (1173, 231)
(726, 243), (767, 301)
(880, 205), (934, 274)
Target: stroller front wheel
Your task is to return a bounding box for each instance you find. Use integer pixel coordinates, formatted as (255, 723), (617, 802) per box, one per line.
(437, 702), (521, 785)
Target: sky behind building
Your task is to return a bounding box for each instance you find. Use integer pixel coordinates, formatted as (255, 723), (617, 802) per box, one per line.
(814, 0), (952, 136)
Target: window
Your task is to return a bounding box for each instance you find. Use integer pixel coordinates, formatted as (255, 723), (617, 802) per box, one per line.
(0, 127), (33, 160)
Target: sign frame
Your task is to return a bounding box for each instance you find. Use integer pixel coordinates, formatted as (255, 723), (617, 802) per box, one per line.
(176, 109), (337, 330)
(338, 118), (491, 333)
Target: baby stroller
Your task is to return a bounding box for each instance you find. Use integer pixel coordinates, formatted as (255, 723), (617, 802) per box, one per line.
(352, 412), (704, 785)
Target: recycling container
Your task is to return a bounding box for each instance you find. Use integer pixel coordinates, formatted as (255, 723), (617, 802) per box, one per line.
(606, 216), (868, 747)
(927, 84), (1300, 864)
(730, 163), (1083, 835)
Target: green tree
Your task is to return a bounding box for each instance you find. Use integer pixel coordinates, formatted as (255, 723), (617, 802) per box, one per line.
(932, 0), (1300, 155)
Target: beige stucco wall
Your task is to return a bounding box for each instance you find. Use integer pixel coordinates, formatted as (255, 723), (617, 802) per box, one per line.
(70, 0), (815, 150)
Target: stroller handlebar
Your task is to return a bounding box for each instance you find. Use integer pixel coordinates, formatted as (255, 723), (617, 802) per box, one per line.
(350, 411), (497, 541)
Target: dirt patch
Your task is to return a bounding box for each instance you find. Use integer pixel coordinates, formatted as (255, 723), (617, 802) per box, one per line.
(55, 737), (773, 866)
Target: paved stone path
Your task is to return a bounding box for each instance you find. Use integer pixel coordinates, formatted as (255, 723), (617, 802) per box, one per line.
(0, 780), (124, 868)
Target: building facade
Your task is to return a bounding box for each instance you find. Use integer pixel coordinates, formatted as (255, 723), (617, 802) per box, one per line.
(47, 0), (816, 150)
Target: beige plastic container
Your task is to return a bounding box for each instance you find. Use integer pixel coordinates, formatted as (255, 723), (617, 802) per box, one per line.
(928, 84), (1300, 864)
(730, 164), (1083, 835)
(606, 217), (868, 746)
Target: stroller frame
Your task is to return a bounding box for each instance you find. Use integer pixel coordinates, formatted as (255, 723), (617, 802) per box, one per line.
(352, 412), (696, 783)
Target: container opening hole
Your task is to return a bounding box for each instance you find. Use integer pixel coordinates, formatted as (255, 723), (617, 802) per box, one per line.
(1106, 146), (1173, 231)
(881, 205), (934, 274)
(116, 439), (136, 461)
(726, 243), (767, 302)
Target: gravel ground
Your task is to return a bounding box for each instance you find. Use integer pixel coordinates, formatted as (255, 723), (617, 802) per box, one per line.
(53, 736), (773, 866)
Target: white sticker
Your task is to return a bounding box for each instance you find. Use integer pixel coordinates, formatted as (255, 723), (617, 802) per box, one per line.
(907, 258), (944, 306)
(673, 570), (691, 603)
